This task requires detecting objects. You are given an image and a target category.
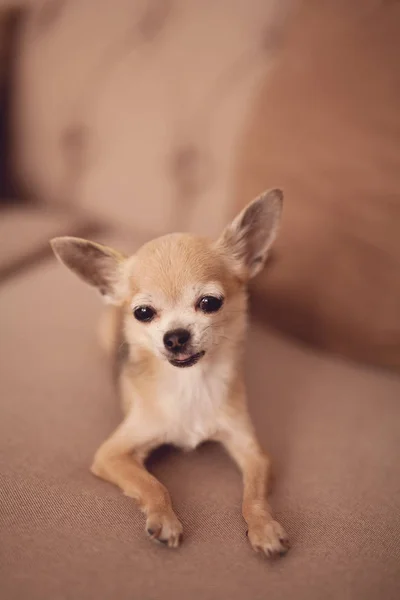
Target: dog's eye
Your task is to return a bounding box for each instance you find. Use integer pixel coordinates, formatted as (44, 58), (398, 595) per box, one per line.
(133, 306), (156, 322)
(197, 295), (223, 313)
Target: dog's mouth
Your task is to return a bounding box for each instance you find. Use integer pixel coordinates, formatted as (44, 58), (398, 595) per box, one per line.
(168, 351), (205, 368)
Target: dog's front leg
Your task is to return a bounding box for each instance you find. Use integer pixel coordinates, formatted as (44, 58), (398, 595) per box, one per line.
(218, 415), (290, 558)
(91, 419), (183, 548)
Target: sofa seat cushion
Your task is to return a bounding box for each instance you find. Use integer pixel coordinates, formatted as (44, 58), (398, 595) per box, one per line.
(1, 237), (399, 599)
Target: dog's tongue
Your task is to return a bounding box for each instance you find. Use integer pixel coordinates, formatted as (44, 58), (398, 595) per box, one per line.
(174, 353), (192, 362)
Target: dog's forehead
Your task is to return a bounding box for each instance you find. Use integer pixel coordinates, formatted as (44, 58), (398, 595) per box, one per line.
(125, 233), (226, 301)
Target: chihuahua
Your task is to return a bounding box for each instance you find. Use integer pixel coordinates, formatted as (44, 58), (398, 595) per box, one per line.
(50, 188), (289, 558)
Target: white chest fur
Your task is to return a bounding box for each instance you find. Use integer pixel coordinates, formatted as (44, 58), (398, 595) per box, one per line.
(159, 358), (232, 449)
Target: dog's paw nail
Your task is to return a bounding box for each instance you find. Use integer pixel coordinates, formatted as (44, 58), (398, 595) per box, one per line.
(146, 511), (183, 548)
(247, 519), (290, 559)
(158, 538), (169, 545)
(279, 537), (289, 545)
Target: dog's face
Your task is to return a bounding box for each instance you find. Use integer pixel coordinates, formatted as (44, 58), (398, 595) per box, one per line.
(122, 233), (246, 367)
(51, 189), (283, 368)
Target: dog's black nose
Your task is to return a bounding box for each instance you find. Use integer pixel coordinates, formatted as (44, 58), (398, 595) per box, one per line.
(163, 328), (191, 352)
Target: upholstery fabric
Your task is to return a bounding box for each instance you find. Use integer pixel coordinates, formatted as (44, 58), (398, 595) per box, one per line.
(1, 246), (399, 599)
(235, 0), (400, 370)
(13, 0), (291, 238)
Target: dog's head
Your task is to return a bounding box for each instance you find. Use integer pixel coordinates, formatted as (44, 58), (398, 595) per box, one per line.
(51, 189), (282, 368)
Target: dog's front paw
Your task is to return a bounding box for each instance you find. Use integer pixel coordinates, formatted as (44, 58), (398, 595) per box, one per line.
(247, 519), (290, 558)
(146, 510), (183, 548)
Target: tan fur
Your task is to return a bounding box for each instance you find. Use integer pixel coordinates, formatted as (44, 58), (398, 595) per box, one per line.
(50, 189), (290, 556)
(98, 305), (121, 355)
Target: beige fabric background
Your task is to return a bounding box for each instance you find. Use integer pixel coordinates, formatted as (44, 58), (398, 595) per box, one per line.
(1, 241), (400, 600)
(235, 0), (400, 370)
(11, 0), (400, 370)
(13, 0), (291, 238)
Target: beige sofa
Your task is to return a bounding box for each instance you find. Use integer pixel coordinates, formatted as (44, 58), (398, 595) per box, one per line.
(1, 2), (400, 599)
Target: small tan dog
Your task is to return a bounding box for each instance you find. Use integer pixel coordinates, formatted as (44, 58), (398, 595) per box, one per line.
(51, 188), (289, 558)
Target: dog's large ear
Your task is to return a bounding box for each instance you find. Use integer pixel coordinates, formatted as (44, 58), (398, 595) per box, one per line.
(50, 237), (127, 304)
(216, 188), (283, 279)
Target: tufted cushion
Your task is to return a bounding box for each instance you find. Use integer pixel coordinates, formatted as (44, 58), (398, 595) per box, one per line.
(12, 0), (292, 238)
